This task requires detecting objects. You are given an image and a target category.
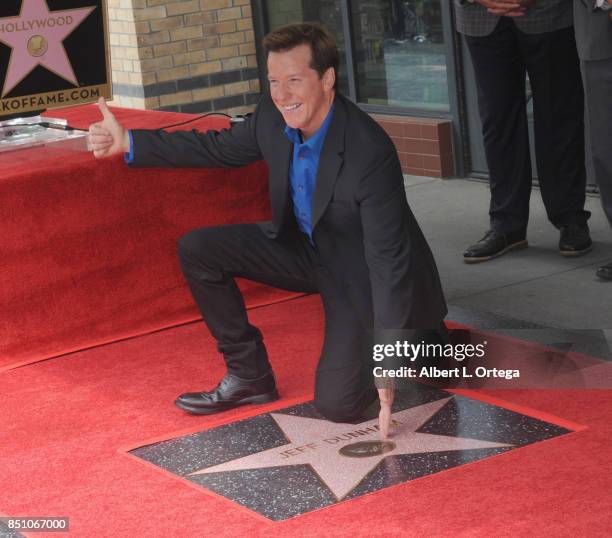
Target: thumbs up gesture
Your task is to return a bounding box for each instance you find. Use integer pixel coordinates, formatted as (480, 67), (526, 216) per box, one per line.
(88, 97), (130, 158)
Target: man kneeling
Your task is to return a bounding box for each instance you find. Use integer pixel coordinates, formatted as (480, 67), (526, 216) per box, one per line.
(88, 22), (447, 426)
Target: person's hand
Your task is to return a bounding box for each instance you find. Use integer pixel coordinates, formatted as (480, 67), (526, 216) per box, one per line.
(88, 97), (130, 159)
(474, 0), (527, 16)
(377, 383), (395, 439)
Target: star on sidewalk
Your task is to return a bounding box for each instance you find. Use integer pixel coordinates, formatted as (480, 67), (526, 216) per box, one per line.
(0, 0), (96, 96)
(190, 398), (512, 499)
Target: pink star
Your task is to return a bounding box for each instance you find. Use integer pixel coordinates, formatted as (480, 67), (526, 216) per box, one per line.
(190, 398), (512, 500)
(0, 0), (96, 97)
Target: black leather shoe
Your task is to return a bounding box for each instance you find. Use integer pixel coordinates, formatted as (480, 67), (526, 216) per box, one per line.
(559, 222), (592, 257)
(463, 229), (527, 263)
(175, 371), (279, 415)
(596, 262), (612, 281)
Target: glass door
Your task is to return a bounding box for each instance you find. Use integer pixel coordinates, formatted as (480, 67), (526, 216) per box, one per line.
(258, 0), (452, 114)
(254, 0), (464, 174)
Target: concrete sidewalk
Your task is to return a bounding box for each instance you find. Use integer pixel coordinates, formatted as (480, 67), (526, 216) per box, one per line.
(406, 176), (612, 359)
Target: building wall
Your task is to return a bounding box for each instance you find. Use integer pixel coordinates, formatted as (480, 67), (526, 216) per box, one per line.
(104, 1), (454, 177)
(106, 0), (259, 116)
(371, 114), (454, 179)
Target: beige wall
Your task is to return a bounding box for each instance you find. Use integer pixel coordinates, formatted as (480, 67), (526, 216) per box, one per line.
(106, 0), (260, 116)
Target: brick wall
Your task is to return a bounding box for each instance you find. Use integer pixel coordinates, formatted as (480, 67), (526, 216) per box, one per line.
(371, 114), (454, 178)
(106, 0), (259, 116)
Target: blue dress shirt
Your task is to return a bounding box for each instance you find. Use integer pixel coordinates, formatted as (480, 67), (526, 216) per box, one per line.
(124, 130), (134, 164)
(284, 104), (335, 242)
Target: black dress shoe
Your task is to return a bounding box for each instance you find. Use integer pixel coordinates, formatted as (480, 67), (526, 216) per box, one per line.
(175, 371), (279, 415)
(463, 229), (527, 263)
(596, 262), (612, 281)
(559, 222), (592, 257)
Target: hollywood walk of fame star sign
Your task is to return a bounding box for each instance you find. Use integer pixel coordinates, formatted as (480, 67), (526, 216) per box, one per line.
(0, 0), (111, 116)
(189, 398), (511, 500)
(130, 386), (574, 521)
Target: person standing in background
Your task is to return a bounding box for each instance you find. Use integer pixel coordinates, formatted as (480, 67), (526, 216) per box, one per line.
(574, 0), (612, 280)
(455, 0), (593, 263)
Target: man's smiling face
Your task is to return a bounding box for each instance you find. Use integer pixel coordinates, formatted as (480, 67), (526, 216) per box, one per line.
(267, 43), (335, 139)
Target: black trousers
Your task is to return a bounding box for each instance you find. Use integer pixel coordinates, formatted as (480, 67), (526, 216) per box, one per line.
(465, 19), (589, 233)
(177, 223), (378, 423)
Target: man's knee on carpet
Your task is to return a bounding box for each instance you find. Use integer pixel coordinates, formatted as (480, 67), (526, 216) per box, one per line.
(314, 399), (364, 423)
(314, 382), (376, 424)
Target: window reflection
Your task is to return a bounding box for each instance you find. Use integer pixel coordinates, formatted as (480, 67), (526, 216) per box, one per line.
(351, 0), (449, 111)
(263, 0), (449, 112)
(265, 0), (350, 96)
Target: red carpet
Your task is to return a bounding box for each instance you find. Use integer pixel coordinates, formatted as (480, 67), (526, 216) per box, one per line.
(0, 294), (610, 537)
(1, 104), (304, 371)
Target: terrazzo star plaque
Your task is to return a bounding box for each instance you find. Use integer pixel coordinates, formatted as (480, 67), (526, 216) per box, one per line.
(130, 386), (574, 521)
(0, 0), (111, 116)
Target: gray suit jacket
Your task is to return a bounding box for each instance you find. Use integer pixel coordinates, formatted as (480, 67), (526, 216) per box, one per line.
(573, 0), (612, 60)
(454, 0), (574, 36)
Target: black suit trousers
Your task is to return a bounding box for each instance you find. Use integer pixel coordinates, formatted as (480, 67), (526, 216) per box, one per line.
(177, 223), (378, 422)
(465, 19), (589, 233)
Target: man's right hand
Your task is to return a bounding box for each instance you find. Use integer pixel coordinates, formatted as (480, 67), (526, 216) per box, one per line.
(378, 384), (395, 439)
(474, 0), (528, 16)
(88, 97), (130, 159)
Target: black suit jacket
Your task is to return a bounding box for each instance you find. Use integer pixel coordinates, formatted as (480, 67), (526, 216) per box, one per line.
(129, 93), (447, 331)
